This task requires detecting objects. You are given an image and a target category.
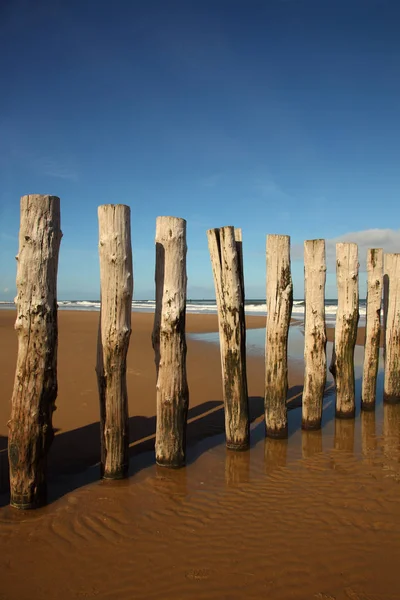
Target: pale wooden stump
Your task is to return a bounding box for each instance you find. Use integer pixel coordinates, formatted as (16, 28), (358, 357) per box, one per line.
(96, 204), (133, 479)
(361, 248), (383, 411)
(153, 216), (189, 467)
(302, 239), (327, 430)
(330, 243), (359, 418)
(265, 234), (293, 438)
(207, 226), (249, 450)
(8, 194), (62, 509)
(383, 253), (400, 404)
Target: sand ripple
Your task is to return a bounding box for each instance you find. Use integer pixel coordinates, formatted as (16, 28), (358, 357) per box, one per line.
(2, 406), (400, 599)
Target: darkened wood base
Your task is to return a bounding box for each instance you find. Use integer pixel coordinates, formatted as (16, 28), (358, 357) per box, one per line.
(301, 418), (322, 431)
(361, 401), (376, 412)
(10, 485), (46, 510)
(265, 425), (288, 440)
(226, 440), (250, 451)
(335, 409), (356, 419)
(155, 457), (186, 468)
(383, 393), (400, 405)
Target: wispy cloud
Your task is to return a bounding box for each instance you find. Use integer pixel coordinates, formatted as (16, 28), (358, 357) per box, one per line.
(254, 177), (292, 203)
(0, 232), (18, 243)
(292, 228), (400, 271)
(200, 173), (222, 188)
(31, 156), (78, 181)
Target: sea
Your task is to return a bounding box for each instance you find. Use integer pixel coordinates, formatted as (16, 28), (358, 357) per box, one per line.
(0, 298), (367, 325)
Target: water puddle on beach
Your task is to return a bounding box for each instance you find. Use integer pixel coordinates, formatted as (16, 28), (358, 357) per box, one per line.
(1, 331), (400, 600)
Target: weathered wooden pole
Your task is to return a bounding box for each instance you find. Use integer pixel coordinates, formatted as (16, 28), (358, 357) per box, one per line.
(265, 234), (293, 438)
(302, 239), (327, 430)
(329, 243), (359, 418)
(207, 226), (249, 450)
(361, 248), (383, 411)
(8, 194), (62, 509)
(383, 254), (400, 404)
(96, 204), (133, 479)
(153, 216), (189, 467)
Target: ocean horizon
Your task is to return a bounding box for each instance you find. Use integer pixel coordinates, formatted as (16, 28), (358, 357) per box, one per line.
(0, 298), (368, 324)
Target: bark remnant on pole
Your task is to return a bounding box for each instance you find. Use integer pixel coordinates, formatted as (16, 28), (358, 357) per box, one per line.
(207, 226), (249, 450)
(361, 248), (383, 411)
(302, 239), (327, 430)
(153, 216), (189, 466)
(8, 194), (62, 509)
(383, 253), (400, 404)
(329, 243), (359, 418)
(265, 234), (293, 438)
(96, 204), (133, 479)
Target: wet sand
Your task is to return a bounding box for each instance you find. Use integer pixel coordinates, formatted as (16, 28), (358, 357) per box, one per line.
(326, 324), (384, 348)
(1, 311), (399, 600)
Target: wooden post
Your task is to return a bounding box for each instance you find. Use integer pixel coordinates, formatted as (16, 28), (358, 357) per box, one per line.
(361, 249), (383, 411)
(96, 204), (133, 479)
(8, 194), (62, 509)
(153, 216), (189, 467)
(265, 234), (293, 438)
(302, 239), (327, 430)
(383, 254), (400, 404)
(329, 243), (359, 418)
(207, 226), (249, 450)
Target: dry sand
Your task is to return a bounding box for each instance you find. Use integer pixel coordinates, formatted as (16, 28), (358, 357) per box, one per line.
(1, 310), (399, 600)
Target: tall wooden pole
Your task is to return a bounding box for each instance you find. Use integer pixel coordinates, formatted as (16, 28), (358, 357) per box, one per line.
(153, 216), (189, 467)
(302, 239), (327, 430)
(329, 243), (359, 419)
(207, 226), (249, 450)
(265, 234), (293, 438)
(96, 204), (133, 479)
(383, 253), (400, 403)
(361, 248), (383, 411)
(8, 194), (62, 509)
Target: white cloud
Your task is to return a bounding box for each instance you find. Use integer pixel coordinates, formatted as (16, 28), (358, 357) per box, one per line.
(292, 228), (400, 271)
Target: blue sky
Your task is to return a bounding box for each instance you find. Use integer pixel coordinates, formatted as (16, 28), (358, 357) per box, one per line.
(1, 0), (399, 300)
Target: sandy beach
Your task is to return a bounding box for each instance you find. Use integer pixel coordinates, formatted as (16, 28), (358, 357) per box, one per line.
(1, 310), (399, 600)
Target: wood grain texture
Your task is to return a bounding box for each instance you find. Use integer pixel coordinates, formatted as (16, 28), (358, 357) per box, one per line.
(361, 248), (383, 410)
(207, 226), (249, 450)
(8, 194), (62, 508)
(329, 243), (359, 418)
(96, 204), (133, 479)
(383, 253), (400, 404)
(265, 234), (293, 438)
(302, 239), (327, 430)
(153, 216), (189, 466)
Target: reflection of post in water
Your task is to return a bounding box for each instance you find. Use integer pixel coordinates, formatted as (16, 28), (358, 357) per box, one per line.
(154, 463), (188, 499)
(383, 404), (400, 465)
(302, 430), (323, 459)
(225, 449), (250, 487)
(361, 410), (376, 461)
(334, 418), (355, 453)
(264, 438), (288, 474)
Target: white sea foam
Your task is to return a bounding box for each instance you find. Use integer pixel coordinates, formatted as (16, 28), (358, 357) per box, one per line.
(0, 298), (367, 323)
